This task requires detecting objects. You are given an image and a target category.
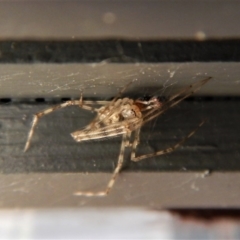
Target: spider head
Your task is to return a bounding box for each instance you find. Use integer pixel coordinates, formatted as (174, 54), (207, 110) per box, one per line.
(148, 96), (166, 109)
(135, 95), (166, 111)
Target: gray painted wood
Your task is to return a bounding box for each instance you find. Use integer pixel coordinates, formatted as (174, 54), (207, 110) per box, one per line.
(1, 100), (238, 173)
(0, 62), (239, 99)
(0, 1), (240, 39)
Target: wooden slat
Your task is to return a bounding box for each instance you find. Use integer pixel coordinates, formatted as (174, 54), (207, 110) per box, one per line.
(0, 1), (240, 39)
(0, 62), (239, 99)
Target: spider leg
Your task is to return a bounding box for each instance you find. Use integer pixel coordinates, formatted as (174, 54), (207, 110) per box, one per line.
(74, 133), (127, 197)
(130, 127), (141, 159)
(142, 77), (212, 125)
(131, 120), (206, 162)
(24, 100), (100, 152)
(82, 100), (111, 106)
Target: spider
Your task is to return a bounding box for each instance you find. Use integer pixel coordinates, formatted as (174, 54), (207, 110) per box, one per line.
(24, 77), (211, 197)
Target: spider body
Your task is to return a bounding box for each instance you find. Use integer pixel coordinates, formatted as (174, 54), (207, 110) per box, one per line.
(71, 97), (162, 142)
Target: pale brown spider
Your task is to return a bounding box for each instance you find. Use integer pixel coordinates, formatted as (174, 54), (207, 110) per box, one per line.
(24, 77), (211, 196)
